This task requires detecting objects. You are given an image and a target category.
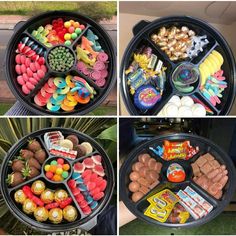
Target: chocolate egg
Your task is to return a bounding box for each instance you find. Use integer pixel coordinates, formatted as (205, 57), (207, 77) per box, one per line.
(132, 191), (144, 202)
(167, 163), (186, 183)
(129, 171), (140, 181)
(128, 181), (140, 192)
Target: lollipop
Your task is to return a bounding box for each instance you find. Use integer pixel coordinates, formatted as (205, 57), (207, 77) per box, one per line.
(34, 207), (49, 222)
(14, 190), (27, 204)
(48, 208), (63, 224)
(63, 205), (78, 222)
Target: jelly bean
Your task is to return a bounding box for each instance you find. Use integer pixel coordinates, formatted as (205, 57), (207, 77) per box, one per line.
(25, 58), (31, 67)
(64, 33), (71, 40)
(38, 57), (45, 65)
(15, 54), (21, 64)
(40, 65), (47, 73)
(20, 64), (27, 74)
(30, 63), (36, 72)
(25, 81), (35, 90)
(71, 33), (77, 40)
(22, 84), (31, 94)
(90, 201), (98, 209)
(64, 21), (71, 28)
(15, 65), (21, 75)
(33, 73), (40, 81)
(37, 69), (45, 78)
(17, 76), (25, 85)
(68, 26), (75, 34)
(27, 68), (33, 77)
(29, 77), (38, 85)
(75, 28), (82, 35)
(93, 192), (104, 201)
(79, 24), (85, 30)
(65, 40), (71, 46)
(22, 73), (29, 82)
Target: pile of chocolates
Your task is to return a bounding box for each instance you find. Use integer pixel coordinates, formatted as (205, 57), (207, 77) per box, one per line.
(14, 181), (77, 223)
(7, 139), (46, 187)
(34, 76), (96, 112)
(151, 26), (208, 61)
(76, 29), (109, 87)
(15, 37), (47, 94)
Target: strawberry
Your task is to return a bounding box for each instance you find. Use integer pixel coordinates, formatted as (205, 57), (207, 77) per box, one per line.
(11, 159), (25, 172)
(20, 149), (34, 160)
(27, 139), (41, 152)
(7, 172), (24, 187)
(34, 149), (46, 164)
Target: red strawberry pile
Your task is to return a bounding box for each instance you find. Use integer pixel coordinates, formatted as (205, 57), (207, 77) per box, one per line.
(68, 154), (107, 215)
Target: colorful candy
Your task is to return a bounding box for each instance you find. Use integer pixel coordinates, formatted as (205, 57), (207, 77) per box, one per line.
(44, 158), (70, 182)
(31, 18), (84, 47)
(15, 37), (47, 94)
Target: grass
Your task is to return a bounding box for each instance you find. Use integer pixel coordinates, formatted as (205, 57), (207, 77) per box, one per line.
(0, 1), (117, 21)
(0, 102), (116, 115)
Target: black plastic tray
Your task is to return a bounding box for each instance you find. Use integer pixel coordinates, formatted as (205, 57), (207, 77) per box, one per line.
(120, 133), (236, 228)
(120, 16), (236, 115)
(5, 11), (116, 115)
(0, 127), (115, 232)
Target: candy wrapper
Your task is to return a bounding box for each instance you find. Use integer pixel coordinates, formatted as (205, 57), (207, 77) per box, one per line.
(150, 140), (199, 160)
(167, 203), (190, 224)
(144, 189), (178, 223)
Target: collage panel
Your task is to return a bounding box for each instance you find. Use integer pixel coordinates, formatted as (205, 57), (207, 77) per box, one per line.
(119, 1), (236, 116)
(0, 1), (117, 116)
(0, 117), (117, 235)
(119, 118), (236, 235)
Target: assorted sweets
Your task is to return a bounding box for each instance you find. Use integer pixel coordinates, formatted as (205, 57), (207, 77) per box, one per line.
(126, 139), (229, 225)
(5, 129), (109, 225)
(13, 16), (111, 114)
(124, 24), (228, 116)
(14, 181), (77, 223)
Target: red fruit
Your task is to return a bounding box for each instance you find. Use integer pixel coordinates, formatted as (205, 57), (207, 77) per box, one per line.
(83, 158), (95, 169)
(74, 162), (85, 173)
(68, 179), (76, 189)
(32, 195), (44, 206)
(81, 169), (92, 178)
(93, 192), (105, 201)
(89, 187), (100, 197)
(79, 200), (88, 208)
(87, 181), (96, 191)
(59, 197), (72, 208)
(91, 155), (102, 165)
(71, 188), (80, 196)
(93, 165), (105, 177)
(97, 179), (107, 192)
(45, 202), (59, 210)
(57, 158), (64, 165)
(22, 185), (33, 199)
(46, 171), (54, 179)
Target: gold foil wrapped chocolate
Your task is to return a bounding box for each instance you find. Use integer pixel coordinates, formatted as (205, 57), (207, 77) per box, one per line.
(14, 190), (27, 204)
(49, 208), (63, 224)
(63, 205), (78, 222)
(151, 26), (196, 61)
(34, 207), (49, 222)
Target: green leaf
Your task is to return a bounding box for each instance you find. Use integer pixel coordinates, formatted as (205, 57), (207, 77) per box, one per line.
(96, 124), (117, 142)
(0, 139), (11, 151)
